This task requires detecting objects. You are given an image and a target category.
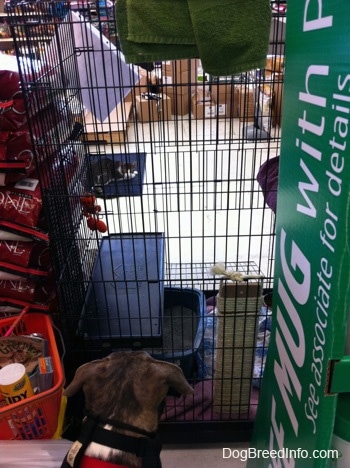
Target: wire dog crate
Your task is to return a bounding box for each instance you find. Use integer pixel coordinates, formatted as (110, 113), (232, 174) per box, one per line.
(5, 0), (286, 442)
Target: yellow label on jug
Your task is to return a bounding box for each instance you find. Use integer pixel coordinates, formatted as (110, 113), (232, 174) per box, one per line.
(0, 363), (34, 405)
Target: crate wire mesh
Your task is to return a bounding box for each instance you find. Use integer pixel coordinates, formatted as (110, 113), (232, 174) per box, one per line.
(5, 0), (285, 442)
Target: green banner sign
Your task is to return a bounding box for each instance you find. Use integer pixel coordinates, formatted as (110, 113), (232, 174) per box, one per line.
(249, 2), (350, 467)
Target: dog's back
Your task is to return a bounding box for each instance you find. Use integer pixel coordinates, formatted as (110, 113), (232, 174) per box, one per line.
(62, 351), (194, 468)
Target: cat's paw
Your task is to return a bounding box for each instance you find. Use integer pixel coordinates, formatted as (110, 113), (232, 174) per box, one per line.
(93, 185), (103, 195)
(123, 171), (138, 179)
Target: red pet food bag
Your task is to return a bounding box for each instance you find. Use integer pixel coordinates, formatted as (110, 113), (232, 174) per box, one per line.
(0, 178), (43, 228)
(0, 240), (51, 282)
(0, 99), (27, 131)
(0, 131), (37, 185)
(0, 220), (49, 243)
(0, 240), (51, 268)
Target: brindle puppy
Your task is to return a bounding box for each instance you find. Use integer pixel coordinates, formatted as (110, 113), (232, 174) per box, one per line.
(62, 351), (194, 468)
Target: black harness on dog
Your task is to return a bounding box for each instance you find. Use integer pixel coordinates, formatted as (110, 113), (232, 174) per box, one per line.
(61, 410), (162, 468)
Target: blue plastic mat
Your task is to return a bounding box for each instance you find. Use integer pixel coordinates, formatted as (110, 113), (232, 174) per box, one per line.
(78, 233), (164, 347)
(88, 152), (146, 197)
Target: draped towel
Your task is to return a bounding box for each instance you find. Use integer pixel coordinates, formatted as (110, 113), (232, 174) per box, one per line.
(116, 0), (272, 76)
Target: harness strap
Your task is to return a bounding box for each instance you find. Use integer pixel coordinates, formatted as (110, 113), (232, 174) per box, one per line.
(61, 414), (162, 468)
(91, 425), (162, 458)
(84, 410), (156, 439)
(61, 416), (99, 468)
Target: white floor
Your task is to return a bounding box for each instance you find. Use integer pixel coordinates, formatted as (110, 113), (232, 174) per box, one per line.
(162, 443), (250, 467)
(0, 440), (250, 467)
(87, 115), (280, 290)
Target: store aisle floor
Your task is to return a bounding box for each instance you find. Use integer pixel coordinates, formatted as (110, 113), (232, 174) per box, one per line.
(0, 440), (249, 467)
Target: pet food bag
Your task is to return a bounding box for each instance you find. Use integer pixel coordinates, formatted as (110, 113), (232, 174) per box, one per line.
(0, 99), (27, 132)
(0, 240), (51, 282)
(0, 240), (51, 269)
(0, 220), (49, 244)
(0, 297), (50, 317)
(0, 131), (37, 186)
(0, 179), (43, 228)
(0, 278), (56, 305)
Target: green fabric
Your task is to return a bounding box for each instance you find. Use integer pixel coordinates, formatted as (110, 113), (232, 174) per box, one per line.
(116, 0), (272, 76)
(126, 0), (196, 44)
(116, 0), (199, 63)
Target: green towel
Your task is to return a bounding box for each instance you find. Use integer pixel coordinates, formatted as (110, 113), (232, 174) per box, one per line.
(116, 0), (199, 63)
(188, 0), (272, 75)
(116, 0), (272, 76)
(126, 0), (196, 45)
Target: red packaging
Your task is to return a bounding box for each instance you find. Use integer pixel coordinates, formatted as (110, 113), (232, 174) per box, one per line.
(0, 69), (50, 116)
(0, 278), (55, 304)
(0, 178), (42, 228)
(0, 70), (22, 100)
(0, 279), (36, 302)
(0, 263), (49, 282)
(0, 240), (51, 282)
(0, 220), (49, 243)
(0, 297), (50, 317)
(0, 99), (27, 131)
(0, 240), (51, 268)
(5, 131), (33, 159)
(0, 131), (36, 183)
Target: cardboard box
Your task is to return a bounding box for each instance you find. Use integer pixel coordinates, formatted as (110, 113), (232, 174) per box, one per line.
(135, 94), (172, 122)
(191, 89), (216, 119)
(272, 73), (284, 127)
(160, 83), (194, 115)
(133, 70), (151, 97)
(162, 82), (194, 96)
(237, 85), (255, 122)
(157, 94), (172, 120)
(169, 92), (191, 116)
(161, 59), (199, 89)
(160, 60), (199, 115)
(265, 54), (285, 73)
(163, 58), (197, 73)
(84, 98), (132, 143)
(211, 83), (239, 118)
(131, 68), (163, 100)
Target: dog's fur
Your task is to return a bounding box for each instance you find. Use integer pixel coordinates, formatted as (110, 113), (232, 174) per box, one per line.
(62, 351), (194, 467)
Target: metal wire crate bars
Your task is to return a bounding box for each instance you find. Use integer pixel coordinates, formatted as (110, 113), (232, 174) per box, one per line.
(4, 0), (285, 442)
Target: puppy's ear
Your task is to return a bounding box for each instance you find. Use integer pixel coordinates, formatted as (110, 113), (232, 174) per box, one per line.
(155, 361), (194, 395)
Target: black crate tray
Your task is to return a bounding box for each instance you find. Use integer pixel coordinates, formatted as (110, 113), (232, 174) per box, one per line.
(78, 233), (164, 348)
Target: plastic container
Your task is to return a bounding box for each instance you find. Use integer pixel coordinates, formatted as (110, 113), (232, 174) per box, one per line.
(332, 394), (350, 467)
(52, 395), (67, 439)
(78, 233), (165, 348)
(0, 313), (65, 440)
(151, 287), (206, 379)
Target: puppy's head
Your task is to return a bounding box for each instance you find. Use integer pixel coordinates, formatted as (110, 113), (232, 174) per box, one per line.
(64, 351), (193, 432)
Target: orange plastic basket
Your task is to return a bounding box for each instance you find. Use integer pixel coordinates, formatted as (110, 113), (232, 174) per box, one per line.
(0, 313), (65, 440)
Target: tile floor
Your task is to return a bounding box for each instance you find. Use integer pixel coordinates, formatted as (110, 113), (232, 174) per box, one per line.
(0, 440), (250, 467)
(89, 115), (280, 288)
(162, 442), (250, 467)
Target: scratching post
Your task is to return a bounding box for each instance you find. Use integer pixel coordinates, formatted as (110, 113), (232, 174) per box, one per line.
(211, 264), (263, 415)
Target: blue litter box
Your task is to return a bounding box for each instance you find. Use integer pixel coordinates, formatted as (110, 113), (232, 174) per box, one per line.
(151, 287), (207, 379)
